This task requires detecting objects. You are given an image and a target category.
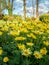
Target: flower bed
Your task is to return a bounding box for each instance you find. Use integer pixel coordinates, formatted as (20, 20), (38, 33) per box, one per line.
(0, 19), (49, 65)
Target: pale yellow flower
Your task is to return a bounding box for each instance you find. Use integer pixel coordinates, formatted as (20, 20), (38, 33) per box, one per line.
(33, 51), (42, 59)
(0, 31), (3, 35)
(3, 57), (9, 63)
(22, 48), (32, 57)
(15, 37), (26, 40)
(43, 41), (49, 46)
(0, 49), (3, 55)
(27, 33), (36, 39)
(26, 42), (34, 46)
(8, 23), (15, 27)
(9, 31), (20, 36)
(47, 30), (49, 34)
(40, 48), (47, 55)
(17, 44), (25, 50)
(20, 28), (28, 33)
(0, 47), (2, 49)
(1, 26), (8, 31)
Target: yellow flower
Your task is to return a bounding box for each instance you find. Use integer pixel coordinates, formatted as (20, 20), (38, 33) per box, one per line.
(1, 26), (8, 31)
(34, 31), (43, 34)
(26, 42), (34, 46)
(3, 15), (9, 20)
(15, 37), (26, 40)
(0, 47), (2, 49)
(20, 28), (28, 33)
(43, 41), (49, 46)
(0, 31), (3, 35)
(9, 31), (20, 36)
(8, 23), (15, 28)
(3, 57), (9, 63)
(33, 51), (42, 59)
(40, 48), (47, 55)
(0, 49), (3, 55)
(47, 30), (49, 34)
(22, 48), (32, 57)
(27, 33), (36, 39)
(17, 44), (25, 50)
(12, 26), (19, 30)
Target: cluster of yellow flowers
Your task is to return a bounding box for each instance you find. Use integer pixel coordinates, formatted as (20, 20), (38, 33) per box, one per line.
(0, 19), (49, 60)
(34, 47), (47, 59)
(43, 41), (49, 46)
(17, 43), (48, 59)
(0, 19), (49, 36)
(17, 43), (32, 57)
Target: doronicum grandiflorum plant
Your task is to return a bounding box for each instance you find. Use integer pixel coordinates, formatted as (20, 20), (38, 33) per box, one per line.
(0, 18), (49, 65)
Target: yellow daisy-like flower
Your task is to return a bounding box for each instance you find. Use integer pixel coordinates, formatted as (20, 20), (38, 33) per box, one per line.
(0, 31), (3, 35)
(27, 33), (36, 39)
(9, 31), (20, 36)
(0, 47), (2, 49)
(15, 37), (26, 40)
(1, 26), (8, 31)
(8, 23), (15, 28)
(33, 51), (42, 59)
(47, 30), (49, 34)
(0, 49), (3, 55)
(17, 44), (25, 50)
(43, 41), (49, 46)
(20, 28), (28, 33)
(22, 48), (32, 57)
(3, 57), (9, 63)
(40, 47), (47, 55)
(26, 42), (34, 46)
